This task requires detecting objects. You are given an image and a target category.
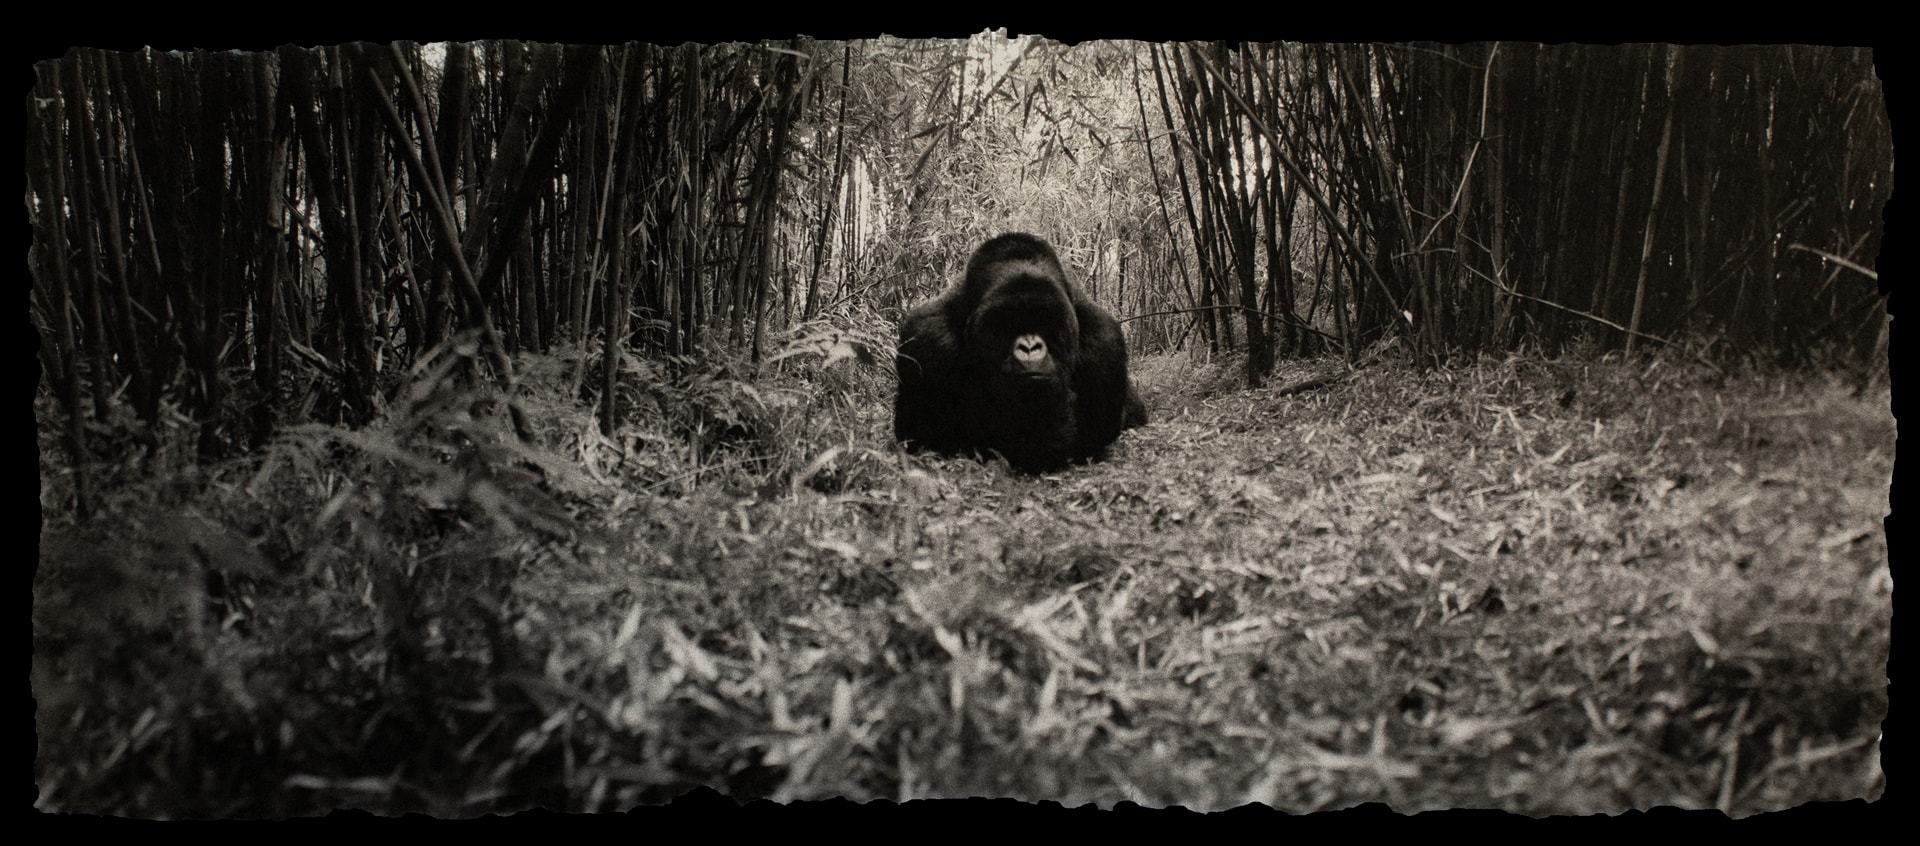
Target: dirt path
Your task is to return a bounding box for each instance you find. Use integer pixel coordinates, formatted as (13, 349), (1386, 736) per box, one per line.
(840, 353), (1892, 811)
(35, 352), (1891, 815)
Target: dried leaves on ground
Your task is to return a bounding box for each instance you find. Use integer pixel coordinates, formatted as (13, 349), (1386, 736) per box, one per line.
(34, 347), (1891, 817)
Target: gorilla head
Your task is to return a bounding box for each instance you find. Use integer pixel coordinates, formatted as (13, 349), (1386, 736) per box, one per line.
(894, 233), (1146, 473)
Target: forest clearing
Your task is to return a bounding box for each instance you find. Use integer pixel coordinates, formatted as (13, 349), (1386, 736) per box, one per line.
(29, 36), (1892, 818)
(35, 343), (1893, 816)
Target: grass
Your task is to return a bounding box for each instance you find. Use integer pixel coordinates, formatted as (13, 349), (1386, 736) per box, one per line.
(33, 336), (1891, 817)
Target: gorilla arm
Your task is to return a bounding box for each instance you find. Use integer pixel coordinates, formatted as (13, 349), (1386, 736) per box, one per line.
(893, 297), (968, 455)
(1067, 296), (1138, 459)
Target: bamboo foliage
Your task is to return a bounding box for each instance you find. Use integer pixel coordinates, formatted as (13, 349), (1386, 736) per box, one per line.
(28, 40), (1892, 506)
(1153, 43), (1888, 380)
(28, 42), (850, 505)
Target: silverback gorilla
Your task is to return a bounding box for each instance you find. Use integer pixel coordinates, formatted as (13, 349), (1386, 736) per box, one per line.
(894, 233), (1148, 473)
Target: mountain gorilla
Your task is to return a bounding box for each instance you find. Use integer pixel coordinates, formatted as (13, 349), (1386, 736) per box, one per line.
(894, 233), (1148, 473)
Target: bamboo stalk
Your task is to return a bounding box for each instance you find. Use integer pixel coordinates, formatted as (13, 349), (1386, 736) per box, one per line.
(1626, 46), (1681, 355)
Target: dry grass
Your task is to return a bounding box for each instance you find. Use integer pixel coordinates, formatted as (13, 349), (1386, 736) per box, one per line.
(33, 341), (1891, 817)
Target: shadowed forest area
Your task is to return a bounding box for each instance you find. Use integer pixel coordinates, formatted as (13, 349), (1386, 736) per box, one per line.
(28, 35), (1893, 819)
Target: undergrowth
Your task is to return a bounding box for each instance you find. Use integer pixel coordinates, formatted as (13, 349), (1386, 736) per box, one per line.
(33, 329), (1891, 818)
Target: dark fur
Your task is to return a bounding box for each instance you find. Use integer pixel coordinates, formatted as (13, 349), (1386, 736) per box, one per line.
(894, 233), (1147, 473)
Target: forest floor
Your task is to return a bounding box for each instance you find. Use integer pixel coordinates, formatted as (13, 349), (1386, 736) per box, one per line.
(33, 344), (1893, 818)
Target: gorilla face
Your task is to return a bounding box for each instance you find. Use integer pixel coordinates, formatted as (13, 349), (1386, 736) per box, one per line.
(969, 270), (1078, 382)
(894, 233), (1145, 473)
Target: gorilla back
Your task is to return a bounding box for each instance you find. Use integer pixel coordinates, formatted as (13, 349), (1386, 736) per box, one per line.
(894, 233), (1147, 473)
